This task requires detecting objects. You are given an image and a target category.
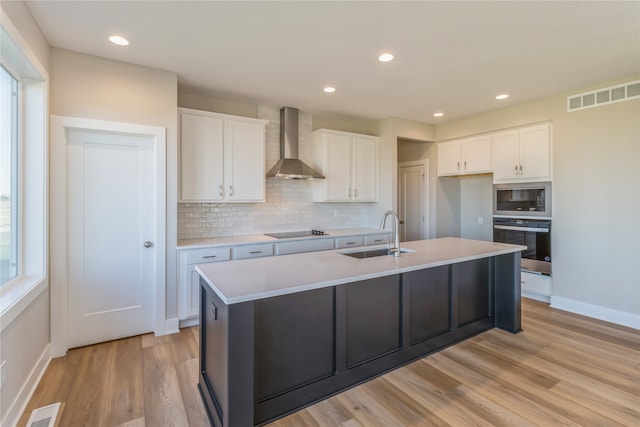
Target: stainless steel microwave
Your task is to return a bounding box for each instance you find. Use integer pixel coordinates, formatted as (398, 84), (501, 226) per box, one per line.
(493, 182), (551, 217)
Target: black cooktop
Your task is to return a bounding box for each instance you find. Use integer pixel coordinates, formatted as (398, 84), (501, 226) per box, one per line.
(264, 230), (328, 239)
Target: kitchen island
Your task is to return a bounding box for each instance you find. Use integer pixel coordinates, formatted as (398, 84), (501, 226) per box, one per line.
(196, 237), (525, 427)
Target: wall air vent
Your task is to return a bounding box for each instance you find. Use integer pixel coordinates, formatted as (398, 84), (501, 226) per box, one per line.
(567, 80), (640, 112)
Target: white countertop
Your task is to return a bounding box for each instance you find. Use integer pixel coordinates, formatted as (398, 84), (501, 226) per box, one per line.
(177, 228), (388, 249)
(196, 237), (526, 305)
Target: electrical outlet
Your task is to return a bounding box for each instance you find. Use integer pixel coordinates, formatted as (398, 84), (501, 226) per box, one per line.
(0, 360), (6, 390)
(478, 216), (484, 225)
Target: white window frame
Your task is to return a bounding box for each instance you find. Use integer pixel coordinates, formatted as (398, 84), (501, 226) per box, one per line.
(0, 10), (49, 330)
(1, 64), (20, 287)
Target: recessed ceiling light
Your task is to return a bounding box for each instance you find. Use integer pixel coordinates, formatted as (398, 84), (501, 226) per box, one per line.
(433, 112), (444, 117)
(109, 35), (129, 46)
(323, 86), (336, 93)
(378, 53), (394, 62)
(495, 93), (509, 100)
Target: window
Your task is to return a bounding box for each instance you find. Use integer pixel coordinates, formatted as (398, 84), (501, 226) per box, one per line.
(0, 65), (19, 286)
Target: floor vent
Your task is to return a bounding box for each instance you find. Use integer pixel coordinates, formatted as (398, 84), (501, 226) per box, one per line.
(26, 402), (61, 427)
(567, 79), (640, 112)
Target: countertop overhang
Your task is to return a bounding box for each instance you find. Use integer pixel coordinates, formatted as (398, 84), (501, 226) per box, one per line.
(196, 237), (526, 305)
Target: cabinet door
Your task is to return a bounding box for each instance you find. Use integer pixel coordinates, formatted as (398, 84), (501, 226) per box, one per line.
(463, 135), (492, 174)
(437, 140), (462, 176)
(322, 133), (352, 201)
(493, 129), (520, 180)
(519, 124), (550, 180)
(224, 120), (265, 202)
(180, 114), (224, 201)
(180, 265), (201, 319)
(351, 136), (378, 201)
(233, 243), (274, 260)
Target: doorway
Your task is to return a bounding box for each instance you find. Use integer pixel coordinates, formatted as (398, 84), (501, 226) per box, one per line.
(50, 116), (166, 355)
(398, 160), (429, 241)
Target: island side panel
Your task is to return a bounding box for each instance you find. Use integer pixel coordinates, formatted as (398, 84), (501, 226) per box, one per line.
(199, 278), (254, 427)
(494, 252), (523, 333)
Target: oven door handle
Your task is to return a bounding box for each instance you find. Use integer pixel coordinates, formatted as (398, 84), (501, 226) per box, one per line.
(494, 225), (549, 233)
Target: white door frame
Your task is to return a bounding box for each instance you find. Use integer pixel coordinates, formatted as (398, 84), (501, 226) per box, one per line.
(398, 160), (430, 240)
(50, 116), (166, 357)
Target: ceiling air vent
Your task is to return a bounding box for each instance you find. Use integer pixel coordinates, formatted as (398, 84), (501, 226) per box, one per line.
(567, 80), (640, 112)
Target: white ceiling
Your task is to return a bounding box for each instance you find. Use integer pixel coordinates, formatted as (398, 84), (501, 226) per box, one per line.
(24, 1), (640, 123)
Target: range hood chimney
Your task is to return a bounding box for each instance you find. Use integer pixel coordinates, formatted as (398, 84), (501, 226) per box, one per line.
(266, 107), (325, 180)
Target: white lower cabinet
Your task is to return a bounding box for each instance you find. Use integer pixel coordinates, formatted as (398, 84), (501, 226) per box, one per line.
(335, 236), (364, 249)
(233, 243), (274, 260)
(365, 233), (391, 246)
(179, 247), (231, 320)
(275, 239), (335, 255)
(521, 271), (552, 302)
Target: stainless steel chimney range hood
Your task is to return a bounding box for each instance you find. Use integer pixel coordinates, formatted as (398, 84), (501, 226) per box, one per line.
(266, 107), (325, 180)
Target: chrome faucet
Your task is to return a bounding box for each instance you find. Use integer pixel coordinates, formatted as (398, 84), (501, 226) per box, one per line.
(379, 210), (401, 257)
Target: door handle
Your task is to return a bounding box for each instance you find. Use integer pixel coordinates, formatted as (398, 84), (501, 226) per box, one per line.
(144, 241), (153, 248)
(399, 220), (405, 225)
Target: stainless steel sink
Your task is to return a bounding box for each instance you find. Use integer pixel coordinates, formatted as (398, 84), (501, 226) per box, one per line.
(341, 248), (411, 259)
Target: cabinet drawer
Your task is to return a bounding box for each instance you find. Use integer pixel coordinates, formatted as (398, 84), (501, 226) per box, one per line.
(521, 271), (551, 296)
(233, 244), (274, 260)
(364, 233), (390, 246)
(276, 239), (335, 255)
(183, 247), (231, 264)
(335, 236), (364, 249)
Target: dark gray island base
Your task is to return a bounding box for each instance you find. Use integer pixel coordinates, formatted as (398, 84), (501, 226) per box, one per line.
(198, 252), (521, 427)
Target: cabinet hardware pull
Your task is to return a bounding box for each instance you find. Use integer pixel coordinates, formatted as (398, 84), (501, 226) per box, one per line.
(249, 251), (262, 254)
(519, 164), (523, 175)
(202, 255), (218, 259)
(374, 239), (383, 243)
(457, 161), (460, 170)
(354, 188), (358, 198)
(346, 242), (356, 245)
(514, 165), (518, 175)
(210, 301), (218, 320)
(229, 185), (233, 196)
(219, 185), (223, 197)
(348, 188), (352, 198)
(464, 161), (467, 170)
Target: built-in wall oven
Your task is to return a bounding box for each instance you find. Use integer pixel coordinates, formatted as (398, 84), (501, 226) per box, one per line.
(493, 181), (552, 275)
(493, 217), (551, 275)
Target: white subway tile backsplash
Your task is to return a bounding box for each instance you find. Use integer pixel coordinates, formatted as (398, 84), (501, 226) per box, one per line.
(177, 106), (371, 240)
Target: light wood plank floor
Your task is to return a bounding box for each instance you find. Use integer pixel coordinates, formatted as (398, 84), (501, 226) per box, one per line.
(19, 299), (640, 426)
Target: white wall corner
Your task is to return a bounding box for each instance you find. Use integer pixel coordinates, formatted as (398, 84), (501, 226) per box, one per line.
(550, 296), (640, 330)
(1, 344), (50, 427)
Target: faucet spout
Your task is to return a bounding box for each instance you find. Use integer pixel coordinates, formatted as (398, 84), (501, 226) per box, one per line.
(379, 210), (401, 257)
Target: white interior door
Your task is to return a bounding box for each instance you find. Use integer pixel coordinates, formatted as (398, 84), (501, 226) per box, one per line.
(398, 163), (426, 242)
(67, 129), (156, 348)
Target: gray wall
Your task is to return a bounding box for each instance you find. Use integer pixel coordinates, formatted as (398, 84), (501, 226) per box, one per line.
(0, 2), (50, 424)
(50, 48), (180, 322)
(436, 77), (640, 322)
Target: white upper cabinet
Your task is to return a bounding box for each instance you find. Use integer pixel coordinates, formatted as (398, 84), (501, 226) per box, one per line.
(179, 108), (268, 202)
(437, 134), (492, 176)
(493, 123), (551, 183)
(312, 129), (379, 202)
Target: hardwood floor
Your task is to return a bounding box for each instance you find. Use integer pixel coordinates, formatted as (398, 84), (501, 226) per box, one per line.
(19, 299), (640, 426)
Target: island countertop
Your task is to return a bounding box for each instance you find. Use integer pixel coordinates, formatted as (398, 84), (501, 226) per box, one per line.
(196, 237), (526, 305)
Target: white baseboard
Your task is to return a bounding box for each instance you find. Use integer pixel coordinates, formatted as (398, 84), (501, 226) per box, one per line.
(1, 344), (51, 427)
(161, 317), (180, 336)
(550, 296), (640, 330)
(179, 317), (199, 329)
(522, 291), (550, 303)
